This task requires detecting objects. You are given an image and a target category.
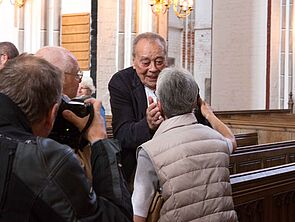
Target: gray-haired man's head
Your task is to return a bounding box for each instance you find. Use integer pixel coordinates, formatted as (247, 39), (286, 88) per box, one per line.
(156, 67), (199, 118)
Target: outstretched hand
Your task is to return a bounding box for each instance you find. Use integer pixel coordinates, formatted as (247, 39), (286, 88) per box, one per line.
(62, 98), (107, 144)
(198, 96), (237, 151)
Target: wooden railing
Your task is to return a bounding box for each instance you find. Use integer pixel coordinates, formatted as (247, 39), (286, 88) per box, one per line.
(105, 115), (260, 146)
(216, 109), (295, 144)
(230, 140), (295, 174)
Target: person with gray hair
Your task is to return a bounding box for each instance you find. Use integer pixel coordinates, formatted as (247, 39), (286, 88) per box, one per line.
(76, 75), (107, 127)
(0, 41), (19, 69)
(77, 75), (96, 97)
(132, 67), (238, 222)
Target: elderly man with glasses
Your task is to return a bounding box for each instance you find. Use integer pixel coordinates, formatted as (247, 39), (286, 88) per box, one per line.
(36, 46), (83, 99)
(35, 46), (100, 181)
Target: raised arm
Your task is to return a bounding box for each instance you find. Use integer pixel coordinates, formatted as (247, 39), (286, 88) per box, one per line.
(199, 98), (237, 151)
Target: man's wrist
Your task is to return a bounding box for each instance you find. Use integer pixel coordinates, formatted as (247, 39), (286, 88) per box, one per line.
(205, 113), (212, 120)
(90, 139), (104, 146)
(89, 134), (107, 145)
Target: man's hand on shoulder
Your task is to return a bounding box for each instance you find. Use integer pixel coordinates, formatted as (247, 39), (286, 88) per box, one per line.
(62, 98), (107, 144)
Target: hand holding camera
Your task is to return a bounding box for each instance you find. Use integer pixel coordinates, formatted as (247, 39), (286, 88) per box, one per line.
(49, 96), (106, 150)
(63, 97), (107, 144)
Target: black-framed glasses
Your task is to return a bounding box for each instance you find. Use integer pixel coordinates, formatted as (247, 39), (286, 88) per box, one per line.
(65, 70), (83, 82)
(76, 70), (83, 81)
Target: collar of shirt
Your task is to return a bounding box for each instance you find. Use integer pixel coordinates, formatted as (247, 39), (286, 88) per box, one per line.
(144, 86), (157, 105)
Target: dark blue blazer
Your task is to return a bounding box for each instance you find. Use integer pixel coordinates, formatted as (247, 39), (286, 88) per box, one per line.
(108, 67), (154, 182)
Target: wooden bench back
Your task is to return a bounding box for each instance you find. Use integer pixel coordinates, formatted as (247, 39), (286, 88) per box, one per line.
(216, 109), (295, 144)
(235, 132), (258, 147)
(230, 140), (295, 174)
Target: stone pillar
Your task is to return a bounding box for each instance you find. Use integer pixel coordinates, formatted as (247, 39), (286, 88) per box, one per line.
(96, 0), (118, 114)
(167, 9), (183, 68)
(17, 6), (25, 52)
(194, 0), (213, 104)
(52, 0), (61, 46)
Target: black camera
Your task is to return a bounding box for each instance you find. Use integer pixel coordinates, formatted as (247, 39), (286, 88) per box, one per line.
(49, 97), (93, 150)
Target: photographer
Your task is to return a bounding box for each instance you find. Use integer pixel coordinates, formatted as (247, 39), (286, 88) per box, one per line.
(0, 54), (132, 221)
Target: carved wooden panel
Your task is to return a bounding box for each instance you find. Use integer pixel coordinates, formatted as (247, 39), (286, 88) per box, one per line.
(235, 199), (264, 222)
(272, 191), (295, 222)
(231, 163), (295, 222)
(235, 159), (262, 174)
(230, 142), (295, 174)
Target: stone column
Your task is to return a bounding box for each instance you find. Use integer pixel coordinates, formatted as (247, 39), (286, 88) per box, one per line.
(194, 0), (213, 104)
(96, 0), (119, 114)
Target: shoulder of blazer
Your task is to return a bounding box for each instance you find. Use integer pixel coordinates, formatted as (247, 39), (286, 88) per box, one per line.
(111, 67), (143, 90)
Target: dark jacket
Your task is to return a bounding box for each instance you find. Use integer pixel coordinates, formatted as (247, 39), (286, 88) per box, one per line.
(108, 67), (154, 182)
(0, 93), (132, 222)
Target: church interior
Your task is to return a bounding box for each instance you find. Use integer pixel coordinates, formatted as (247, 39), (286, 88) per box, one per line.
(1, 0), (295, 221)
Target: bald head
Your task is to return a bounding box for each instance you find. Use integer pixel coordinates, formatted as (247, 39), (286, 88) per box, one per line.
(35, 46), (79, 74)
(35, 46), (81, 98)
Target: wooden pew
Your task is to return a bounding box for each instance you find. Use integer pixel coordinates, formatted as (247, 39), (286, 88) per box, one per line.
(231, 163), (295, 222)
(216, 109), (295, 144)
(235, 132), (258, 147)
(230, 140), (295, 174)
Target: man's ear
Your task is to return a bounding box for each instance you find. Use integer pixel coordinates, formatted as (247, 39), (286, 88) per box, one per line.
(47, 103), (59, 129)
(157, 100), (162, 112)
(157, 100), (166, 119)
(157, 100), (164, 115)
(132, 61), (136, 69)
(31, 103), (59, 137)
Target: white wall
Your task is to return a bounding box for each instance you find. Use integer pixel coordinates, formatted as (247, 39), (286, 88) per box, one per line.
(269, 0), (281, 109)
(194, 0), (213, 102)
(61, 0), (91, 14)
(0, 1), (20, 49)
(211, 0), (267, 110)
